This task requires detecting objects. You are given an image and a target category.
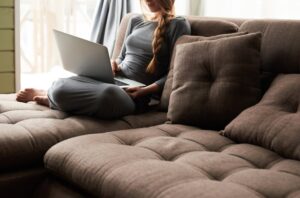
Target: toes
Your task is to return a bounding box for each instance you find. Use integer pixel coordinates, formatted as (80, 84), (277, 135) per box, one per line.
(33, 96), (44, 102)
(16, 91), (30, 102)
(16, 96), (26, 102)
(33, 96), (39, 101)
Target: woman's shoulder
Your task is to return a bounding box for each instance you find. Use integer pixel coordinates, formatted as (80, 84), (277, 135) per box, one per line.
(168, 16), (191, 33)
(169, 16), (190, 29)
(128, 14), (144, 28)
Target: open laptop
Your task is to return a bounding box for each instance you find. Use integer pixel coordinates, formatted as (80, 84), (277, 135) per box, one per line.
(53, 29), (146, 87)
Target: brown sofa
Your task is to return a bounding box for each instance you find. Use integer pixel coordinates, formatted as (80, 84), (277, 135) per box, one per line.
(1, 14), (300, 197)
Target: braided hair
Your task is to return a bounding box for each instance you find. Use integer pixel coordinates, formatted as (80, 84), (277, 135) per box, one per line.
(142, 0), (175, 73)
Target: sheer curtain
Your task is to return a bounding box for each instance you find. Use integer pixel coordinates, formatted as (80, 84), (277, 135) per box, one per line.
(90, 0), (136, 56)
(175, 0), (204, 16)
(203, 0), (300, 19)
(20, 0), (98, 89)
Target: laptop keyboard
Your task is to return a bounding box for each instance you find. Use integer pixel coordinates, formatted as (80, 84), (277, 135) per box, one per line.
(114, 79), (129, 86)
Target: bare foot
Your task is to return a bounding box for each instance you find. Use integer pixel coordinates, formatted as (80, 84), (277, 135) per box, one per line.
(16, 88), (47, 103)
(33, 96), (50, 107)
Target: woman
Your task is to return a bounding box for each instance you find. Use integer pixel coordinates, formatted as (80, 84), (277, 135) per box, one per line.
(16, 0), (191, 118)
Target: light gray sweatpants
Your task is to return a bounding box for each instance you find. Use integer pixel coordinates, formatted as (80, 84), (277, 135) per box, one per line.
(47, 76), (135, 119)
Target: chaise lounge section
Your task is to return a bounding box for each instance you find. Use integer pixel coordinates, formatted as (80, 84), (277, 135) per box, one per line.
(39, 16), (300, 197)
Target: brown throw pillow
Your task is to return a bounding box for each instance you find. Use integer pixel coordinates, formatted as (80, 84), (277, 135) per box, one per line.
(160, 32), (248, 111)
(223, 74), (300, 160)
(167, 32), (262, 130)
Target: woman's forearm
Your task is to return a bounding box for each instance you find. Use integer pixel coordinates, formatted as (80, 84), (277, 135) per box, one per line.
(140, 83), (160, 96)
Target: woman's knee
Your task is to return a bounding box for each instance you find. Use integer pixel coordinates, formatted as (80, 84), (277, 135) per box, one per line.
(96, 86), (135, 117)
(48, 79), (69, 105)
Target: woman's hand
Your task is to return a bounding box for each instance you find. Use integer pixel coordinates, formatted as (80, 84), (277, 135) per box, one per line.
(125, 83), (160, 99)
(111, 60), (120, 76)
(125, 86), (146, 99)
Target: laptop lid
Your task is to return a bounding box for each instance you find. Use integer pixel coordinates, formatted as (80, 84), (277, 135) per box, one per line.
(53, 29), (114, 83)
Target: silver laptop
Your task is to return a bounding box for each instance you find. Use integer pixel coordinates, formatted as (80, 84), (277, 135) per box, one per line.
(53, 29), (145, 87)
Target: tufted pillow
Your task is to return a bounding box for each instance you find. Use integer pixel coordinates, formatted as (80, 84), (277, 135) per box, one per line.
(160, 32), (247, 111)
(167, 33), (262, 130)
(223, 74), (300, 160)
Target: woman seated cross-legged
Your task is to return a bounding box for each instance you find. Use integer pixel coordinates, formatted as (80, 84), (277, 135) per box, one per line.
(16, 0), (191, 119)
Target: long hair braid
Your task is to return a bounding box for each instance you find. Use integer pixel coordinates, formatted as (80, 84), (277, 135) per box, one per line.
(146, 13), (173, 73)
(145, 0), (175, 73)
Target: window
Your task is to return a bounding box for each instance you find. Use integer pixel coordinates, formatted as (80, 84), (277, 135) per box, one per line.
(203, 0), (300, 19)
(19, 0), (300, 89)
(20, 0), (99, 89)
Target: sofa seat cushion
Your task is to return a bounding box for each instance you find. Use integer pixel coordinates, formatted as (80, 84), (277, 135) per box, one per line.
(44, 124), (300, 198)
(0, 95), (166, 171)
(223, 74), (300, 161)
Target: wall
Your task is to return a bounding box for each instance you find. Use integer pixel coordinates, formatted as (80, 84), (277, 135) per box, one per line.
(0, 0), (15, 93)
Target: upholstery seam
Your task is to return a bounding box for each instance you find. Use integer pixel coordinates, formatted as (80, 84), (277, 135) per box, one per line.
(219, 166), (254, 181)
(153, 178), (210, 198)
(227, 153), (259, 168)
(98, 158), (162, 195)
(156, 130), (211, 151)
(225, 181), (267, 198)
(109, 134), (127, 145)
(136, 146), (166, 161)
(119, 118), (133, 128)
(177, 162), (218, 180)
(218, 143), (236, 152)
(277, 170), (300, 178)
(177, 137), (209, 151)
(155, 178), (265, 198)
(156, 127), (177, 136)
(1, 113), (13, 124)
(131, 135), (169, 146)
(264, 157), (284, 169)
(14, 124), (37, 150)
(171, 150), (206, 161)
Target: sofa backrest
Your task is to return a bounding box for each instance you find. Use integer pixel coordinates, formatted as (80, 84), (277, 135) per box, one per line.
(112, 14), (300, 109)
(239, 20), (300, 74)
(112, 14), (245, 60)
(112, 14), (135, 60)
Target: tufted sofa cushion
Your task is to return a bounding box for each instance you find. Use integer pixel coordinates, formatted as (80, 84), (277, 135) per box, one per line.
(160, 23), (241, 111)
(44, 124), (300, 198)
(223, 74), (300, 161)
(0, 95), (166, 171)
(160, 32), (247, 111)
(167, 33), (262, 130)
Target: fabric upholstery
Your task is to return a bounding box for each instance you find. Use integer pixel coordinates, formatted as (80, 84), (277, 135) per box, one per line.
(223, 74), (300, 161)
(167, 33), (262, 130)
(34, 177), (87, 198)
(187, 18), (239, 36)
(0, 95), (166, 171)
(239, 20), (300, 74)
(160, 32), (247, 111)
(44, 124), (300, 198)
(0, 168), (46, 197)
(187, 16), (245, 27)
(112, 13), (138, 60)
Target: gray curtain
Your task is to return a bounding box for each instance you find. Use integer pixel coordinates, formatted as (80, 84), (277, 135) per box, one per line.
(90, 0), (134, 56)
